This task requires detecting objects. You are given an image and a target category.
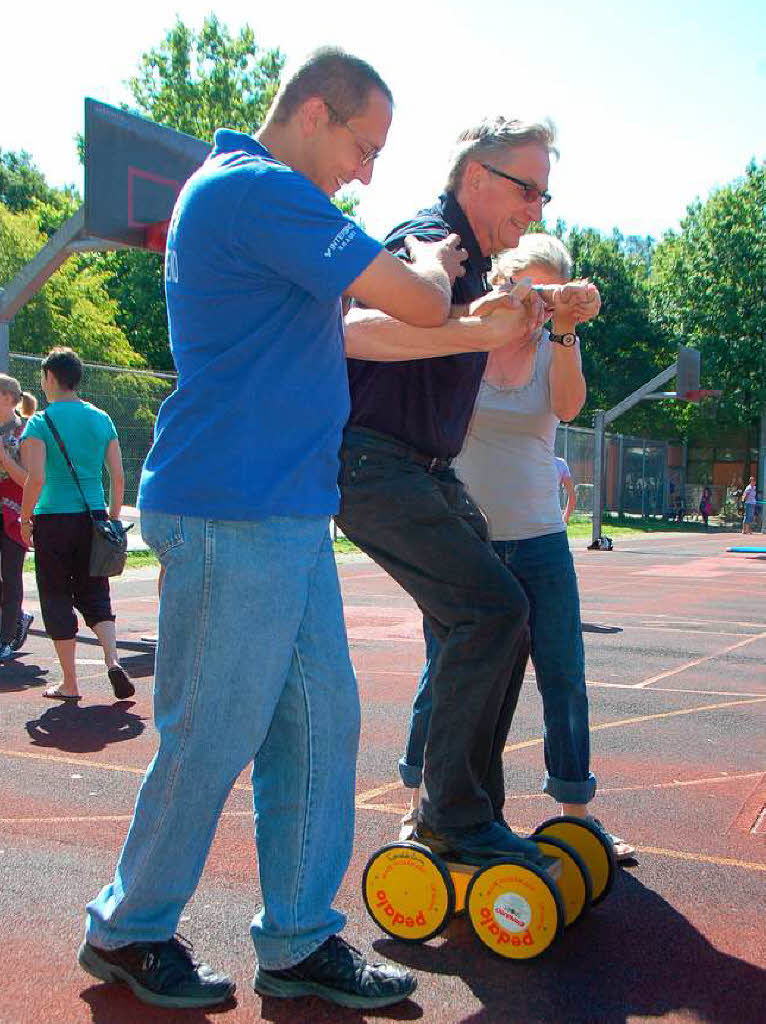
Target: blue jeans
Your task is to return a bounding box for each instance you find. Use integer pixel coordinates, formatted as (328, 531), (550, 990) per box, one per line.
(86, 513), (360, 969)
(400, 530), (596, 805)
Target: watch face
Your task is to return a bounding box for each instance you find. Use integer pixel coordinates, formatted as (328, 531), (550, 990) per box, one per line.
(562, 333), (576, 347)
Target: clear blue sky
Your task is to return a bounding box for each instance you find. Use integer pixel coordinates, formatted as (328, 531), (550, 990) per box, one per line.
(3, 0), (764, 242)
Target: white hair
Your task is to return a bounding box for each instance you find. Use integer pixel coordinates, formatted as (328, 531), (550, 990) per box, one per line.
(492, 233), (573, 284)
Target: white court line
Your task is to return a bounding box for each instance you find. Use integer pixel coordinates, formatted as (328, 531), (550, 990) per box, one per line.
(590, 682), (766, 698)
(581, 610), (766, 629)
(633, 631), (766, 688)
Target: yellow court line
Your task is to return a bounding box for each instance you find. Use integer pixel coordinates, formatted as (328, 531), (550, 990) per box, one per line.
(0, 748), (147, 777)
(573, 696), (766, 738)
(591, 683), (766, 698)
(356, 780), (402, 803)
(634, 631), (766, 688)
(500, 696), (766, 755)
(357, 770), (765, 813)
(5, 808), (763, 877)
(631, 846), (766, 873)
(581, 611), (766, 629)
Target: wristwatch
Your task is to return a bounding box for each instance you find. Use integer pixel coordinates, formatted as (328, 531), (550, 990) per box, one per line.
(549, 331), (578, 347)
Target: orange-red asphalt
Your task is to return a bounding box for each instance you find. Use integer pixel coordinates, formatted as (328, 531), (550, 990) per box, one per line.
(0, 531), (764, 1024)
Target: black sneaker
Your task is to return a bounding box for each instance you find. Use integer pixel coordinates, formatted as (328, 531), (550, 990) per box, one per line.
(414, 818), (545, 866)
(78, 936), (235, 1009)
(10, 611), (33, 652)
(253, 934), (416, 1009)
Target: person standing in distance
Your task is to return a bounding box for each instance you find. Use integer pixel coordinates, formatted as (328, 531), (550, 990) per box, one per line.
(555, 455), (576, 524)
(80, 47), (470, 1013)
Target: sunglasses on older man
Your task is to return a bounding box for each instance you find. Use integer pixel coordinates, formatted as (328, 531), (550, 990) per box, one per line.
(480, 163), (552, 206)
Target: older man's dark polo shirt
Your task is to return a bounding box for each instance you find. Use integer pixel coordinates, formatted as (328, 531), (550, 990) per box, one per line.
(346, 191), (492, 459)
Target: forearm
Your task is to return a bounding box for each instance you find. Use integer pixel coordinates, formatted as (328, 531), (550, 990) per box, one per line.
(109, 473), (124, 520)
(345, 308), (500, 361)
(0, 458), (27, 488)
(564, 483), (576, 521)
(20, 475), (43, 522)
(549, 342), (586, 421)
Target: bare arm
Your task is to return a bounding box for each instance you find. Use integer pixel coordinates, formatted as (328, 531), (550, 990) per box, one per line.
(345, 307), (512, 361)
(562, 475), (576, 524)
(104, 438), (125, 520)
(547, 281), (599, 421)
(345, 234), (467, 328)
(0, 445), (28, 488)
(345, 281), (546, 362)
(19, 438), (45, 544)
(549, 340), (586, 422)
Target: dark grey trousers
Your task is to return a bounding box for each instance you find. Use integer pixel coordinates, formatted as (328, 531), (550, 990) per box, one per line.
(337, 427), (530, 830)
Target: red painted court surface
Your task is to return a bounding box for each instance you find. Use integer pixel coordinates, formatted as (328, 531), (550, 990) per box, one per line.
(0, 531), (764, 1024)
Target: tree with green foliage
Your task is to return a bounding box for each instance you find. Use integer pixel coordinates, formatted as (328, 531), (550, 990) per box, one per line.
(0, 149), (79, 234)
(562, 226), (684, 435)
(0, 204), (142, 366)
(98, 14), (287, 370)
(649, 160), (766, 465)
(128, 13), (284, 143)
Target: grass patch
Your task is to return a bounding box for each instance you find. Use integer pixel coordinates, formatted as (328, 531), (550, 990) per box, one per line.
(334, 514), (726, 554)
(23, 548), (159, 573)
(567, 512), (727, 538)
(333, 536), (360, 555)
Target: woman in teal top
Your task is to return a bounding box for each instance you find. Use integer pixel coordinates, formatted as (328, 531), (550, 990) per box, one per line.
(20, 347), (134, 702)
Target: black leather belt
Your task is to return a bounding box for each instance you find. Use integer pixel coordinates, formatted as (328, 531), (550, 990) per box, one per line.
(347, 428), (452, 473)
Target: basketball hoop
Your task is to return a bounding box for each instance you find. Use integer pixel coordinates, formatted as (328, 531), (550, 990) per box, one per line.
(144, 220), (170, 253)
(681, 389), (722, 403)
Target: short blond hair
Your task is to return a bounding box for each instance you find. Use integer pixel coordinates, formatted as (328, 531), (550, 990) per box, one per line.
(445, 116), (558, 193)
(492, 233), (573, 285)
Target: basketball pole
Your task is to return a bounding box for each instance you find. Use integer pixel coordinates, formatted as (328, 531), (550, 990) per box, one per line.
(759, 410), (766, 534)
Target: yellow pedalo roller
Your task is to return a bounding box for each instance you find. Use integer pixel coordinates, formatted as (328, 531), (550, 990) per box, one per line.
(465, 856), (564, 960)
(362, 842), (454, 942)
(529, 835), (592, 927)
(532, 816), (616, 905)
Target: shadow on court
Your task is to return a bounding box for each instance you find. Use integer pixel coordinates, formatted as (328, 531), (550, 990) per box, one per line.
(81, 985), (237, 1023)
(25, 701), (145, 753)
(0, 657), (50, 692)
(374, 873), (766, 1024)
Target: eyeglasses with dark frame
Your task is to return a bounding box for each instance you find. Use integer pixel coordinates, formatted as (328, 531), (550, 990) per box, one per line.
(324, 100), (381, 167)
(480, 162), (552, 206)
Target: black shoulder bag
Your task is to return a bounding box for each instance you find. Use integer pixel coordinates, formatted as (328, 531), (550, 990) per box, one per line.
(43, 411), (132, 577)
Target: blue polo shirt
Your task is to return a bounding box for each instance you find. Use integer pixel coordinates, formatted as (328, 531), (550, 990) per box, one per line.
(139, 129), (382, 519)
(346, 191), (492, 458)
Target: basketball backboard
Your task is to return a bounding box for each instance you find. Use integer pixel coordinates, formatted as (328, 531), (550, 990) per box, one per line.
(676, 346), (701, 400)
(84, 99), (209, 250)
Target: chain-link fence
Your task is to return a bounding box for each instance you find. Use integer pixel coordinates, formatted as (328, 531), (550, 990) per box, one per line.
(12, 351), (684, 517)
(555, 424), (676, 517)
(10, 353), (175, 505)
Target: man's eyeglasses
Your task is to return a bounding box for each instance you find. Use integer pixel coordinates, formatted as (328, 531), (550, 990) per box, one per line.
(480, 163), (552, 206)
(324, 100), (381, 167)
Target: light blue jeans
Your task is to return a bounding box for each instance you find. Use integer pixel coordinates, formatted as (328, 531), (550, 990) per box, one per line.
(86, 513), (360, 969)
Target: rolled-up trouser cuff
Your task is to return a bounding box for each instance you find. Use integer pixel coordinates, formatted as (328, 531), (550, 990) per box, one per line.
(543, 771), (597, 805)
(398, 757), (423, 789)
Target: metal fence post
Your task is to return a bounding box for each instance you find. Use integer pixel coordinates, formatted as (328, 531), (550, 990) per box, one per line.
(641, 441), (647, 517)
(592, 410), (605, 543)
(760, 410), (766, 533)
(0, 322), (9, 374)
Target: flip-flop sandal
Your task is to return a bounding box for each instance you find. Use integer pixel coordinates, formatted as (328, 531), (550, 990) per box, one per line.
(108, 666), (135, 700)
(588, 816), (636, 862)
(43, 687), (81, 702)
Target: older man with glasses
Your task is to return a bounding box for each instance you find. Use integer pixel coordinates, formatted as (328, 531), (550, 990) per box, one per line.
(340, 116), (600, 864)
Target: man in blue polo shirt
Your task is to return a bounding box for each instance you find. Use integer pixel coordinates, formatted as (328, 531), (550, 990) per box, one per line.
(79, 48), (471, 1013)
(339, 117), (598, 863)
